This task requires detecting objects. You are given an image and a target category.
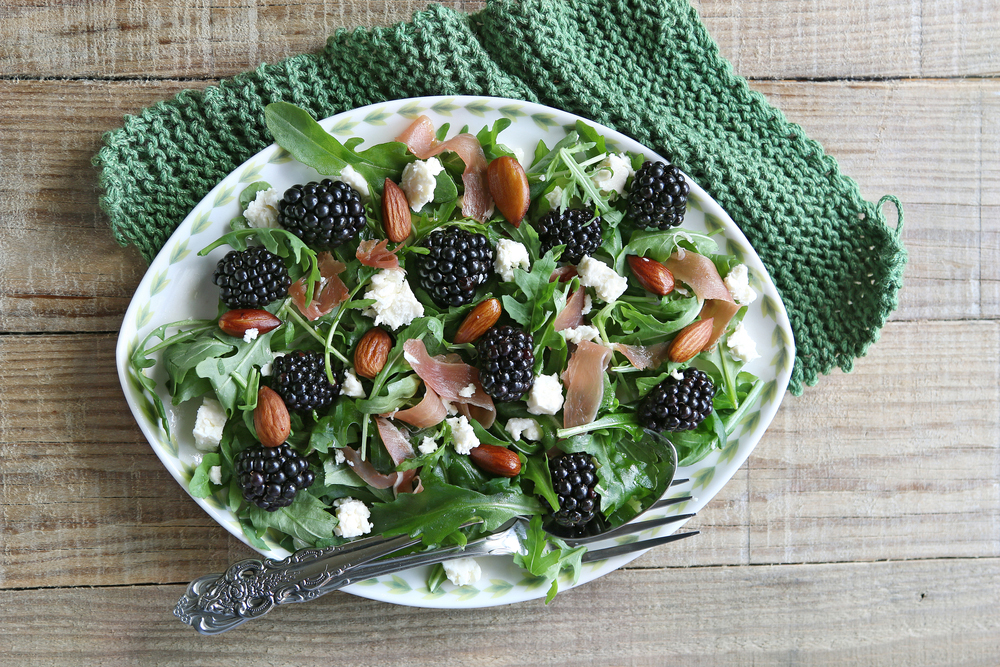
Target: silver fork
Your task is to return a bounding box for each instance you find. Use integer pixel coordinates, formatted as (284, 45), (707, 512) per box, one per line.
(175, 507), (697, 635)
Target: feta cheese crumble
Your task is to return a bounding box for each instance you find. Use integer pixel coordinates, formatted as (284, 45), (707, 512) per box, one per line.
(341, 369), (366, 398)
(192, 397), (227, 452)
(441, 399), (459, 416)
(334, 498), (373, 538)
(559, 325), (601, 345)
(669, 368), (685, 381)
(726, 321), (760, 363)
(400, 157), (443, 212)
(447, 415), (480, 455)
(338, 164), (370, 199)
(260, 351), (284, 378)
(244, 187), (282, 229)
(544, 185), (564, 210)
(418, 436), (438, 455)
(334, 449), (346, 465)
(208, 465), (223, 486)
(581, 293), (593, 315)
(363, 268), (424, 330)
(527, 373), (564, 415)
(242, 327), (259, 343)
(443, 558), (482, 586)
(458, 383), (477, 398)
(505, 417), (542, 442)
(494, 239), (531, 282)
(590, 153), (634, 199)
(724, 264), (757, 305)
(577, 255), (628, 303)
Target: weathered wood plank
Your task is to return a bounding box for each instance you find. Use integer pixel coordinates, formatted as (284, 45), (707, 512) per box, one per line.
(2, 320), (995, 585)
(0, 78), (991, 329)
(2, 559), (999, 666)
(2, 1), (997, 80)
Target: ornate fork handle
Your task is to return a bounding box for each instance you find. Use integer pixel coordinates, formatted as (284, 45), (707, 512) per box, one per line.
(174, 533), (418, 635)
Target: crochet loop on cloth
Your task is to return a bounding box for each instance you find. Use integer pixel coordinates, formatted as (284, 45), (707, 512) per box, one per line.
(93, 0), (906, 395)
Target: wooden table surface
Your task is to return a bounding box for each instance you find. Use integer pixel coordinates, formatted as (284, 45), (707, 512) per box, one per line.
(1, 0), (997, 664)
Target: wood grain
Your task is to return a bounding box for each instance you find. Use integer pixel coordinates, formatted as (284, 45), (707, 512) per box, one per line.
(1, 78), (994, 330)
(2, 558), (998, 666)
(2, 1), (997, 80)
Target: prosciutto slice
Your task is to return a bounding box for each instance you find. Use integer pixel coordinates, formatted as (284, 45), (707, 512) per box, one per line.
(553, 288), (586, 332)
(664, 251), (734, 303)
(289, 252), (349, 320)
(562, 340), (613, 429)
(341, 420), (420, 496)
(341, 447), (397, 489)
(391, 383), (448, 429)
(356, 239), (399, 269)
(375, 417), (416, 465)
(549, 265), (579, 283)
(403, 339), (494, 411)
(613, 342), (672, 371)
(396, 115), (493, 222)
(699, 299), (743, 350)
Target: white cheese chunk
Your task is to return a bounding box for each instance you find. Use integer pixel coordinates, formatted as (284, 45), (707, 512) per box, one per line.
(363, 268), (424, 330)
(727, 321), (760, 363)
(242, 327), (259, 343)
(334, 498), (373, 538)
(341, 369), (366, 398)
(559, 325), (601, 345)
(447, 415), (480, 455)
(724, 264), (757, 305)
(458, 383), (476, 398)
(338, 164), (370, 199)
(244, 187), (282, 229)
(418, 436), (439, 455)
(208, 465), (223, 485)
(192, 397), (227, 452)
(400, 157), (444, 212)
(577, 255), (628, 303)
(443, 558), (482, 586)
(590, 153), (634, 199)
(527, 373), (564, 415)
(494, 239), (531, 282)
(505, 417), (542, 441)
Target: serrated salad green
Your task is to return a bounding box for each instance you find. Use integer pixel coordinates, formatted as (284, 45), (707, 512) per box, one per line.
(130, 102), (763, 601)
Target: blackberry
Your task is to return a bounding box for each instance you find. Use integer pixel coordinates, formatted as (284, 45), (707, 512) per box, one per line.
(627, 161), (689, 229)
(476, 325), (535, 402)
(213, 246), (292, 309)
(535, 208), (602, 264)
(549, 453), (599, 528)
(270, 351), (340, 413)
(235, 444), (315, 511)
(416, 227), (493, 307)
(638, 368), (716, 432)
(277, 179), (366, 249)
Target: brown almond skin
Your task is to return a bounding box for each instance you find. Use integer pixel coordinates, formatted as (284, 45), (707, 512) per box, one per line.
(382, 178), (412, 243)
(453, 298), (502, 345)
(218, 309), (282, 338)
(627, 255), (675, 296)
(354, 327), (393, 379)
(469, 444), (522, 478)
(667, 317), (715, 363)
(254, 387), (291, 448)
(486, 156), (530, 226)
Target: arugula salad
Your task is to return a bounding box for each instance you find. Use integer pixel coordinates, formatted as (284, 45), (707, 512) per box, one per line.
(129, 102), (765, 600)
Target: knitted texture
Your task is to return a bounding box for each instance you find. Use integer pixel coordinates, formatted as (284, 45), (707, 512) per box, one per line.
(93, 0), (906, 394)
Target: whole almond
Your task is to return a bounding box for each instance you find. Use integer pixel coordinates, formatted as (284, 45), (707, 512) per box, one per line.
(668, 317), (715, 363)
(254, 386), (291, 448)
(354, 327), (393, 379)
(486, 156), (530, 226)
(382, 178), (412, 243)
(218, 309), (282, 338)
(453, 298), (502, 344)
(627, 255), (675, 296)
(469, 444), (522, 478)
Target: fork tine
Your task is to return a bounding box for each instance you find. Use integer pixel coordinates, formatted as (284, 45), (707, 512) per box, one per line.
(580, 531), (699, 563)
(650, 495), (692, 510)
(670, 478), (689, 487)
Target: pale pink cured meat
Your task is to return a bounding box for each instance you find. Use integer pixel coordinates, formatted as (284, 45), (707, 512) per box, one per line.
(664, 251), (734, 303)
(391, 383), (448, 429)
(457, 401), (497, 430)
(341, 447), (397, 489)
(289, 252), (349, 320)
(356, 239), (400, 269)
(375, 417), (416, 465)
(561, 340), (613, 429)
(549, 265), (579, 283)
(396, 115), (494, 222)
(403, 339), (494, 411)
(699, 299), (743, 350)
(613, 342), (672, 371)
(553, 288), (586, 332)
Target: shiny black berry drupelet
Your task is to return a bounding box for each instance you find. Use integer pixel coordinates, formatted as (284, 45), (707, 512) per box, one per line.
(476, 325), (534, 402)
(416, 226), (493, 308)
(277, 179), (366, 249)
(270, 351), (340, 413)
(638, 368), (716, 432)
(627, 161), (689, 230)
(213, 246), (292, 309)
(235, 444), (315, 511)
(534, 208), (602, 264)
(550, 453), (599, 528)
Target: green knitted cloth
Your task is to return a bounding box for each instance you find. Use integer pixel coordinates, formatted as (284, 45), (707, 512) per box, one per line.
(94, 0), (905, 394)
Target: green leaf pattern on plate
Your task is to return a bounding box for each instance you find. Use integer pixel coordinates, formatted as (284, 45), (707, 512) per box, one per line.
(397, 101), (426, 119)
(190, 209), (213, 235)
(384, 575), (412, 594)
(268, 147), (293, 164)
(451, 586), (481, 602)
(212, 184), (236, 208)
(363, 109), (392, 126)
(691, 465), (716, 491)
(430, 98), (459, 115)
(531, 113), (558, 130)
(464, 100), (492, 117)
(168, 240), (190, 265)
(485, 579), (514, 598)
(136, 302), (154, 329)
(498, 105), (525, 119)
(148, 270), (170, 297)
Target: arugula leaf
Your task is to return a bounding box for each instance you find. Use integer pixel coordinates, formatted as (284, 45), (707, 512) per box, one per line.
(264, 102), (412, 185)
(369, 476), (544, 545)
(195, 329), (277, 417)
(163, 334), (233, 405)
(189, 453), (222, 498)
(522, 453), (560, 511)
(238, 181), (272, 210)
(618, 228), (719, 271)
(512, 515), (586, 603)
(245, 491), (338, 545)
